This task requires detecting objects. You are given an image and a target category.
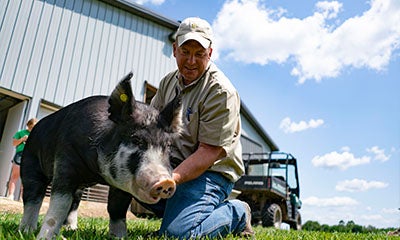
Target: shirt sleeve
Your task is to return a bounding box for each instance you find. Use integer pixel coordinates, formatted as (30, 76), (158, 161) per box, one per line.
(198, 84), (240, 148)
(13, 130), (22, 140)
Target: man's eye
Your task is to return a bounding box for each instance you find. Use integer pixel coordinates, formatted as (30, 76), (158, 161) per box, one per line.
(196, 52), (206, 57)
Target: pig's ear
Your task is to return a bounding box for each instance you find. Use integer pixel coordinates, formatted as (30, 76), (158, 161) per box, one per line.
(158, 87), (183, 134)
(108, 72), (135, 123)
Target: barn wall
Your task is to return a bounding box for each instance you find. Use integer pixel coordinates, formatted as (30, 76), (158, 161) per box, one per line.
(241, 116), (273, 153)
(0, 0), (178, 199)
(0, 0), (177, 108)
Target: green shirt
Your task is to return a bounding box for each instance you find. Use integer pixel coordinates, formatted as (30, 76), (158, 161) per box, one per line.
(151, 62), (244, 182)
(14, 129), (30, 153)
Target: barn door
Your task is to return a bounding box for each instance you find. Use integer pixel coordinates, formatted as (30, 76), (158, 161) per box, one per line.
(0, 101), (27, 196)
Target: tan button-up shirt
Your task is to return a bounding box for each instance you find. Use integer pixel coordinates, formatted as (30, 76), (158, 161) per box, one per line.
(151, 62), (244, 182)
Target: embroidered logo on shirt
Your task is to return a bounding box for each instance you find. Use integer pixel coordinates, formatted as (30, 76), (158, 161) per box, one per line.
(186, 107), (192, 121)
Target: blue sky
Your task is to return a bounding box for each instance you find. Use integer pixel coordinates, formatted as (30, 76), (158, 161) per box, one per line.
(132, 0), (400, 228)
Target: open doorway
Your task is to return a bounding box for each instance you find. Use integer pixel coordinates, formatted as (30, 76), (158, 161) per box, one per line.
(0, 92), (28, 198)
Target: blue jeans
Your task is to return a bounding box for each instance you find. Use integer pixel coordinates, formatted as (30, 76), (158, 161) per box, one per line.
(143, 171), (247, 239)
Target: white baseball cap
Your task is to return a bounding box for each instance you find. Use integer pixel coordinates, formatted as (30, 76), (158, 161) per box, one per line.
(176, 17), (213, 49)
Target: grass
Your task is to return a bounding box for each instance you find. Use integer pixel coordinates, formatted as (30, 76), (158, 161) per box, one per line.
(0, 212), (398, 239)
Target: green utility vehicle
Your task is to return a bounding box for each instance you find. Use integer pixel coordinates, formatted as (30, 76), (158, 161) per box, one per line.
(234, 152), (302, 230)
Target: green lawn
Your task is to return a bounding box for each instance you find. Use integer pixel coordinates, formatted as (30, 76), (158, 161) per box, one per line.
(0, 212), (397, 239)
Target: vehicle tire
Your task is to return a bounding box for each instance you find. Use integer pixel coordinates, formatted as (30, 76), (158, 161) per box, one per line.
(261, 203), (282, 228)
(289, 211), (302, 230)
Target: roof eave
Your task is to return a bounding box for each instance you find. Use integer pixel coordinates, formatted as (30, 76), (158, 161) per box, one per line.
(100, 0), (180, 29)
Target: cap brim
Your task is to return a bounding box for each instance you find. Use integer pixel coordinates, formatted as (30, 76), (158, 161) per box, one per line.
(177, 33), (211, 49)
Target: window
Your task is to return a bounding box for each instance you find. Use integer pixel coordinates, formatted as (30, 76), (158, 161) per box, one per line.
(144, 81), (157, 104)
(38, 100), (60, 120)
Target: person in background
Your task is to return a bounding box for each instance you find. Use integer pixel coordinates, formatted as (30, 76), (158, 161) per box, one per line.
(148, 17), (254, 238)
(7, 118), (38, 200)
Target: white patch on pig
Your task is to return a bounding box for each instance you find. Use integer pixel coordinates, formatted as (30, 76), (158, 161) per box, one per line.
(137, 146), (171, 183)
(133, 146), (173, 201)
(98, 144), (136, 187)
(65, 209), (78, 230)
(37, 193), (73, 239)
(98, 143), (171, 203)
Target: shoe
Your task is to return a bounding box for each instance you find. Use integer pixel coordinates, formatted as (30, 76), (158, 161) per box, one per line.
(241, 201), (255, 237)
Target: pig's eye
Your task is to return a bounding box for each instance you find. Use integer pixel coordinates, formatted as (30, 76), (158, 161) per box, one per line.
(127, 151), (141, 173)
(131, 136), (147, 150)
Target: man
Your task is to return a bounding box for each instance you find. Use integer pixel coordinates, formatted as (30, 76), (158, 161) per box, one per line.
(149, 17), (254, 238)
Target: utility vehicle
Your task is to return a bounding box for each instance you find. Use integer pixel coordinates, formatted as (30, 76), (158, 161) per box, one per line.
(234, 152), (302, 230)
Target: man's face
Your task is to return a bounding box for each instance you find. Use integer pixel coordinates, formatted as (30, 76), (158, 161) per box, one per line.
(173, 40), (212, 83)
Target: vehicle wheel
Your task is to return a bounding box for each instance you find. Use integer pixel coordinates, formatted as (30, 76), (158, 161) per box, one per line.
(261, 203), (282, 228)
(289, 211), (302, 230)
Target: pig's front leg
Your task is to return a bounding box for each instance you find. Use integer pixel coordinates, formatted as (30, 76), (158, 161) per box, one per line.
(37, 193), (73, 240)
(107, 187), (133, 238)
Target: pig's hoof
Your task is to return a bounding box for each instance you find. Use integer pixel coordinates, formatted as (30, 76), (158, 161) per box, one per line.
(150, 179), (176, 199)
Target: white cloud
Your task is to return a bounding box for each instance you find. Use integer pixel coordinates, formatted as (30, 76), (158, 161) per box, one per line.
(301, 200), (399, 228)
(366, 146), (391, 162)
(279, 117), (324, 133)
(303, 196), (358, 207)
(358, 213), (398, 227)
(311, 148), (370, 170)
(360, 214), (385, 221)
(335, 178), (388, 192)
(131, 0), (165, 5)
(382, 208), (400, 214)
(316, 1), (343, 19)
(213, 0), (400, 83)
(302, 204), (398, 228)
(341, 146), (350, 152)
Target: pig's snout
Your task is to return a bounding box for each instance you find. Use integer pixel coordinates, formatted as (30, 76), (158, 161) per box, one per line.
(150, 178), (176, 199)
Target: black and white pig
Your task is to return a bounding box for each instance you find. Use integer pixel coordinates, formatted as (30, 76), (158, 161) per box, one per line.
(19, 72), (182, 239)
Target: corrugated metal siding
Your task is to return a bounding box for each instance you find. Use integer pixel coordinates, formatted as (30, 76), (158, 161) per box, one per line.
(241, 116), (273, 153)
(0, 0), (176, 106)
(241, 135), (263, 154)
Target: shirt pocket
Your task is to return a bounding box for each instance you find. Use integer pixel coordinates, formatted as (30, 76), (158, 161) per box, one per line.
(185, 108), (199, 142)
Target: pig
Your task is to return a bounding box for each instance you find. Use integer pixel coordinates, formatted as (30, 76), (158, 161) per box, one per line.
(19, 72), (182, 239)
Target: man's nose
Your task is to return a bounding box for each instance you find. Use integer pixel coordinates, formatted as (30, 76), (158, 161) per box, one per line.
(187, 54), (196, 63)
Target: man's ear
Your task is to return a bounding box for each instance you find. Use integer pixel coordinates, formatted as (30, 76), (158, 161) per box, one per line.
(173, 42), (178, 57)
(208, 47), (213, 59)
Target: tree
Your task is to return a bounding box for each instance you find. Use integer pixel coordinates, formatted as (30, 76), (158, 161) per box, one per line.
(302, 221), (321, 231)
(301, 220), (391, 233)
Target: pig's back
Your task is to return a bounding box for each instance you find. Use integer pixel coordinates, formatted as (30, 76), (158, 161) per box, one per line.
(23, 96), (109, 175)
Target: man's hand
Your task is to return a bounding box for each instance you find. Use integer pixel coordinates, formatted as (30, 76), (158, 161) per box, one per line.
(172, 142), (225, 185)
